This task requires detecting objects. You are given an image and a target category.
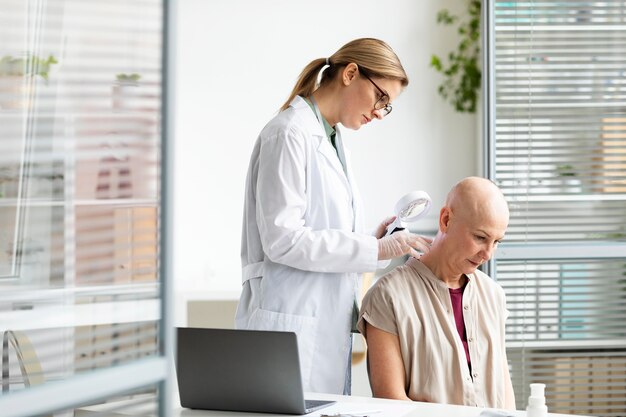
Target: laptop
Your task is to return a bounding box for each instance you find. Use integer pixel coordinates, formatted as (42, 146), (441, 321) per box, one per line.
(176, 327), (336, 415)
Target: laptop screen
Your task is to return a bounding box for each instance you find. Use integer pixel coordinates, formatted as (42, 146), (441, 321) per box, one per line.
(175, 327), (333, 415)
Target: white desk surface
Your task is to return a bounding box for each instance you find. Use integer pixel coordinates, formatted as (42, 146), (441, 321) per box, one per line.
(172, 392), (584, 417)
(76, 392), (585, 417)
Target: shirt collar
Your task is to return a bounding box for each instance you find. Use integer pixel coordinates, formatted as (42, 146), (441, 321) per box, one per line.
(303, 96), (336, 140)
(407, 257), (474, 288)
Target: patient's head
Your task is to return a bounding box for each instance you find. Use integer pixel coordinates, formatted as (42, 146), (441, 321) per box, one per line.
(423, 177), (509, 278)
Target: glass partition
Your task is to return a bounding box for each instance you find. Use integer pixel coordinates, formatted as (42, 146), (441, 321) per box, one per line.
(0, 1), (169, 415)
(489, 1), (626, 415)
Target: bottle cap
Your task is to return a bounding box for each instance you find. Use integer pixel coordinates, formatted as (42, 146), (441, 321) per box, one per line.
(528, 383), (546, 406)
(530, 383), (545, 398)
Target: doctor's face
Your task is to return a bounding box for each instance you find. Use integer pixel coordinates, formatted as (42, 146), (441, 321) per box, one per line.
(340, 74), (402, 130)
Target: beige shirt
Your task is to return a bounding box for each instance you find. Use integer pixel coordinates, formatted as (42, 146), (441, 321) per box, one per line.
(357, 258), (510, 408)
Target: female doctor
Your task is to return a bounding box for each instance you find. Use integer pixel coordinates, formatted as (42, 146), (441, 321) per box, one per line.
(235, 38), (431, 395)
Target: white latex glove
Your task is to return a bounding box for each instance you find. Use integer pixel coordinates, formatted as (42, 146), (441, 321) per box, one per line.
(377, 231), (433, 261)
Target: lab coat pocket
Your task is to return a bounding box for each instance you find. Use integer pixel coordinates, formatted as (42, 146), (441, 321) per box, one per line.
(247, 307), (319, 390)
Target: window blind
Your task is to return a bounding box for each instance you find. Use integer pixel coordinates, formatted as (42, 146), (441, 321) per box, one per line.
(0, 1), (168, 416)
(491, 1), (626, 416)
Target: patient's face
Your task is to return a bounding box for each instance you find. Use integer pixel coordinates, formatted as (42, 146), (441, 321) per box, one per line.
(445, 209), (508, 276)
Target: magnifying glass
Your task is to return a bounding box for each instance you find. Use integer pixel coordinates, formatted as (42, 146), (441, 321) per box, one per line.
(385, 190), (432, 236)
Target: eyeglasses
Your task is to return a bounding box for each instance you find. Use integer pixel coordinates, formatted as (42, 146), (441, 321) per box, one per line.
(362, 73), (392, 116)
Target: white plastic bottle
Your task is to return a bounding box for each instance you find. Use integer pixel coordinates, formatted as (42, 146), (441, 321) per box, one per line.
(526, 383), (548, 417)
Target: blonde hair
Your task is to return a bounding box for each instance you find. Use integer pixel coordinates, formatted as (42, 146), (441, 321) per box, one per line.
(280, 38), (409, 111)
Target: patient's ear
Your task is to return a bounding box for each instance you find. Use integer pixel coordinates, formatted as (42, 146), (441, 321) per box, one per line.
(440, 207), (451, 232)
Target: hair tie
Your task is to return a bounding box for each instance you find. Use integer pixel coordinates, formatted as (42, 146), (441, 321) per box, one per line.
(325, 58), (330, 66)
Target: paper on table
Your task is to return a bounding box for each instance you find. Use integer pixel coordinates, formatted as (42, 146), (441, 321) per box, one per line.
(311, 401), (415, 417)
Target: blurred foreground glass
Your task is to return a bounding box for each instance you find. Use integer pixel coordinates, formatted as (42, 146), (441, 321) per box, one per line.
(0, 1), (166, 416)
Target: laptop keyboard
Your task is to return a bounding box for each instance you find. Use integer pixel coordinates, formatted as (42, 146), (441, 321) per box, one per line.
(305, 399), (335, 413)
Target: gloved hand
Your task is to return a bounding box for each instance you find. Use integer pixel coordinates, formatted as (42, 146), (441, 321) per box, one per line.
(377, 231), (432, 260)
(374, 216), (397, 239)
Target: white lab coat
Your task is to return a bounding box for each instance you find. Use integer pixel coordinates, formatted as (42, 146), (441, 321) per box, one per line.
(235, 96), (379, 394)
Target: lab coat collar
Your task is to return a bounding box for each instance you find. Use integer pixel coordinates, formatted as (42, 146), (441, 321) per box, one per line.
(290, 95), (358, 231)
(290, 96), (349, 182)
(291, 96), (351, 182)
(289, 95), (326, 139)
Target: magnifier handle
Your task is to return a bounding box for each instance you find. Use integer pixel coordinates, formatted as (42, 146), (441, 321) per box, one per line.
(385, 226), (405, 236)
(390, 226), (405, 234)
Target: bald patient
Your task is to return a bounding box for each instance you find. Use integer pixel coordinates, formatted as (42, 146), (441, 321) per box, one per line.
(357, 177), (516, 409)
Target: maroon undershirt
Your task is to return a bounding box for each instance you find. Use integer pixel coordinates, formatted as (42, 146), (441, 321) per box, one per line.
(449, 281), (471, 369)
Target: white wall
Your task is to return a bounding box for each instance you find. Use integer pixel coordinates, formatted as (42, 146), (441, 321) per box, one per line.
(173, 0), (480, 293)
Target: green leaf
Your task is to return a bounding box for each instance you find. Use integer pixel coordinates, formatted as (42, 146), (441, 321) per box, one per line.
(436, 9), (457, 25)
(116, 73), (141, 82)
(430, 2), (482, 113)
(431, 55), (442, 71)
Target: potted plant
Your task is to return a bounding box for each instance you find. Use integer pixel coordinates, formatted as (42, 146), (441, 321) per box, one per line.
(112, 72), (141, 111)
(0, 54), (58, 109)
(0, 54), (58, 80)
(555, 164), (581, 193)
(430, 0), (481, 113)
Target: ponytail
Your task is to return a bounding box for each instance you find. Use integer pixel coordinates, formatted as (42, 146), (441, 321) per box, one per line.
(280, 58), (327, 111)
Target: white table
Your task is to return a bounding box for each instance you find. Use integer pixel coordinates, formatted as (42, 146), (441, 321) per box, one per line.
(170, 392), (584, 417)
(76, 391), (587, 417)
